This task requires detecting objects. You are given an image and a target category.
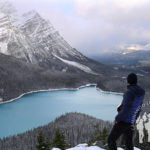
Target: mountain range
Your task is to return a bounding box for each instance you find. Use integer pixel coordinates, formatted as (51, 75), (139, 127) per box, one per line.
(0, 1), (117, 102)
(0, 10), (101, 75)
(0, 1), (150, 117)
(92, 50), (150, 67)
(0, 2), (150, 149)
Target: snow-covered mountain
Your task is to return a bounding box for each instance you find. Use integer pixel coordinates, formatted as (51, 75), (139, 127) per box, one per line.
(0, 12), (37, 63)
(0, 1), (108, 75)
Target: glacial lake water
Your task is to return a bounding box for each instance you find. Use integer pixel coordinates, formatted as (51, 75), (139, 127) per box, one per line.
(0, 85), (122, 138)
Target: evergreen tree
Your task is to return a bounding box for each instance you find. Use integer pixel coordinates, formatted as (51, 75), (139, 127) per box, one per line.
(101, 127), (108, 145)
(88, 124), (109, 148)
(88, 124), (102, 146)
(51, 128), (66, 150)
(36, 132), (50, 150)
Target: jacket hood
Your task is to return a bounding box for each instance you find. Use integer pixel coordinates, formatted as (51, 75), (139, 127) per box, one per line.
(127, 84), (145, 97)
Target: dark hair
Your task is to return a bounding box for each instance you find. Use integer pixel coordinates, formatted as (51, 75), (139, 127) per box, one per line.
(127, 73), (137, 85)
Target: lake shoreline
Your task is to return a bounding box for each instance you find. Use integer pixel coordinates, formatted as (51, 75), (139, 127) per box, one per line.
(0, 83), (123, 105)
(0, 83), (97, 105)
(96, 88), (123, 95)
(0, 84), (123, 139)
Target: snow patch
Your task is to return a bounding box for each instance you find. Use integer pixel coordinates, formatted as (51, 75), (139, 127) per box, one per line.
(136, 112), (150, 143)
(136, 74), (144, 77)
(52, 148), (61, 150)
(0, 42), (8, 53)
(0, 12), (7, 20)
(53, 54), (97, 75)
(66, 144), (105, 150)
(65, 144), (141, 150)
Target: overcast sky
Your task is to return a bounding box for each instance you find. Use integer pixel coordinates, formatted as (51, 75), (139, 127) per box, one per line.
(6, 0), (150, 56)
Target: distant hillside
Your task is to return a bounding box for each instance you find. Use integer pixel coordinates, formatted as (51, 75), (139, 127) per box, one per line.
(92, 50), (150, 66)
(0, 112), (112, 150)
(0, 112), (148, 150)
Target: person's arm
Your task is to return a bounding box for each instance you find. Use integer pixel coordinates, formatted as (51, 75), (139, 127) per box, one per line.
(115, 90), (135, 122)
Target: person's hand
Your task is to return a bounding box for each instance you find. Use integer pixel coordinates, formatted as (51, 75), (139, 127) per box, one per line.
(117, 104), (122, 112)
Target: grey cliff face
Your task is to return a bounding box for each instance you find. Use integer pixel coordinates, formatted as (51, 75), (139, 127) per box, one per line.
(0, 7), (100, 75)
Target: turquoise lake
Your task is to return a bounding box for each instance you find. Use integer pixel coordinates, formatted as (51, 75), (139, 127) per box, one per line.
(0, 85), (122, 138)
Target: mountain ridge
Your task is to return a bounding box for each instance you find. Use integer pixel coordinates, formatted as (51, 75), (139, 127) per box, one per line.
(0, 53), (99, 102)
(0, 1), (119, 103)
(0, 8), (107, 75)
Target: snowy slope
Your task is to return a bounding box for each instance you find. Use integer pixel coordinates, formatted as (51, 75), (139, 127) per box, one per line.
(0, 4), (100, 74)
(54, 54), (97, 74)
(52, 143), (141, 150)
(0, 12), (38, 63)
(1, 1), (116, 76)
(19, 10), (86, 60)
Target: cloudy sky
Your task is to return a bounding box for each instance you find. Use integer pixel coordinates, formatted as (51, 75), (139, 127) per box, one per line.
(6, 0), (150, 56)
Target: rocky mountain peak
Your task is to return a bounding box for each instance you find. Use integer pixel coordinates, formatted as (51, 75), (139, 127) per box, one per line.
(0, 2), (106, 75)
(0, 12), (11, 28)
(0, 0), (16, 15)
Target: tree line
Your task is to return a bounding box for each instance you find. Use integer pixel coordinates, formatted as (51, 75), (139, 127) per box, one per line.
(0, 112), (149, 150)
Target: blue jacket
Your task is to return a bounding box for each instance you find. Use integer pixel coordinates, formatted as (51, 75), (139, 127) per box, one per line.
(115, 84), (145, 123)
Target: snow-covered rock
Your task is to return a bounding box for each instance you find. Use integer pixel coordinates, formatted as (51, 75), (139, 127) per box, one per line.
(66, 144), (105, 150)
(136, 112), (150, 143)
(52, 148), (61, 150)
(134, 147), (141, 150)
(65, 144), (141, 150)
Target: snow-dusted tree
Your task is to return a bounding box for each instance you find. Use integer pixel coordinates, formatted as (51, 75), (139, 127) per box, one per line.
(101, 127), (108, 145)
(36, 132), (50, 150)
(88, 124), (109, 148)
(88, 124), (102, 146)
(51, 128), (66, 150)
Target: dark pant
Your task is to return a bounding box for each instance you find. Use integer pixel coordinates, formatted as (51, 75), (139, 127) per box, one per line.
(107, 121), (134, 150)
